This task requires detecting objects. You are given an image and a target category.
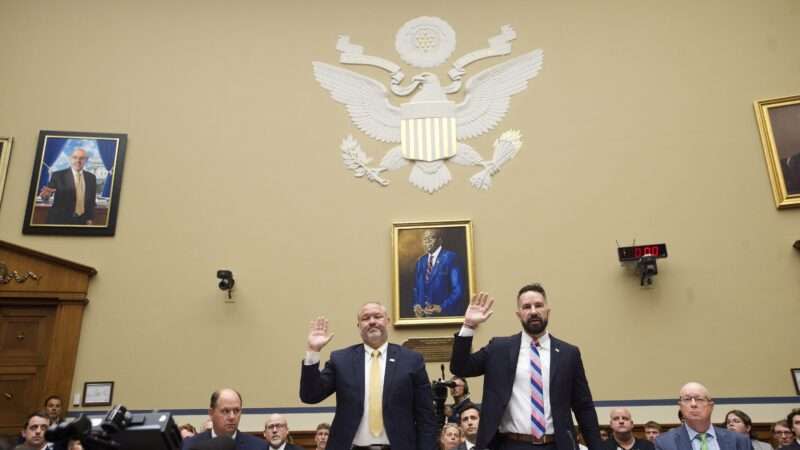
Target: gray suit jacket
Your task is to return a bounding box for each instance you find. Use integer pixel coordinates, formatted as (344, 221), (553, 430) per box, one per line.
(654, 425), (751, 450)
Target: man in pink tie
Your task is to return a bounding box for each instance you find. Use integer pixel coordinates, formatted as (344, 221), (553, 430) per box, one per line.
(450, 284), (602, 450)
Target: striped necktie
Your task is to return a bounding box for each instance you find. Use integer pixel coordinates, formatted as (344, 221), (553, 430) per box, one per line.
(425, 254), (434, 282)
(530, 338), (545, 439)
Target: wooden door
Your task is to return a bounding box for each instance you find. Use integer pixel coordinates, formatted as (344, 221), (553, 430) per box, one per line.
(0, 305), (56, 435)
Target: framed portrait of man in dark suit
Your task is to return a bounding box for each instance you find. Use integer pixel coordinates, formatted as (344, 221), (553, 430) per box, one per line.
(23, 130), (128, 236)
(754, 95), (800, 209)
(392, 220), (475, 326)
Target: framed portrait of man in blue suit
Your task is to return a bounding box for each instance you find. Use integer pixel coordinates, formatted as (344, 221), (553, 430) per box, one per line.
(392, 220), (475, 325)
(23, 130), (127, 236)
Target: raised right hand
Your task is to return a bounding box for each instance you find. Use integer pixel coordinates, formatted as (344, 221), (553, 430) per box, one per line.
(463, 292), (494, 329)
(307, 316), (334, 352)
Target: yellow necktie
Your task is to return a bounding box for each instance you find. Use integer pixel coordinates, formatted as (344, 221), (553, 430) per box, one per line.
(74, 172), (85, 216)
(369, 350), (383, 437)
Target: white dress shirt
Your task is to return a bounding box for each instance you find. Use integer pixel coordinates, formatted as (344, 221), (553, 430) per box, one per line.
(458, 327), (553, 435)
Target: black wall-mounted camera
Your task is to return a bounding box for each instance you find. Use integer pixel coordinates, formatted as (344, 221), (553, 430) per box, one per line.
(217, 270), (235, 299)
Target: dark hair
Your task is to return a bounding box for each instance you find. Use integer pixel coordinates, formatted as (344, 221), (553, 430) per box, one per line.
(316, 423), (331, 431)
(44, 395), (62, 406)
(517, 283), (547, 300)
(458, 404), (481, 421)
(23, 412), (49, 429)
(449, 376), (470, 396)
(209, 388), (242, 409)
(643, 421), (662, 431)
(787, 409), (800, 430)
(724, 409), (754, 439)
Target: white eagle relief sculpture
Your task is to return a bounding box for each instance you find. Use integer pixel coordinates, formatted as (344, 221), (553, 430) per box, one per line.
(313, 16), (543, 193)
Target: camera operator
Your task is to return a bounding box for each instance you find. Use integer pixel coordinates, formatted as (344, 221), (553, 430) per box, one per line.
(447, 377), (471, 424)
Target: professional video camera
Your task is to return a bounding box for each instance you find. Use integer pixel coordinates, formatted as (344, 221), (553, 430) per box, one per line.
(431, 364), (456, 427)
(45, 404), (181, 450)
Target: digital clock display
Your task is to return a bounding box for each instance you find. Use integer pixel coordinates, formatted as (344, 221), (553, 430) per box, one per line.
(617, 243), (668, 262)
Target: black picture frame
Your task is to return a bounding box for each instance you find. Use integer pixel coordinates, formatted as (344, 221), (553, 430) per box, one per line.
(23, 130), (127, 236)
(792, 368), (800, 395)
(82, 381), (114, 407)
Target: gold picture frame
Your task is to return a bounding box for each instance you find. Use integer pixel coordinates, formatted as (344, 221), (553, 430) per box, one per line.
(392, 220), (475, 326)
(754, 95), (800, 209)
(0, 137), (12, 211)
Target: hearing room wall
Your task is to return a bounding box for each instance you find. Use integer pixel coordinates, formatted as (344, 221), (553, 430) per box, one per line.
(0, 0), (798, 427)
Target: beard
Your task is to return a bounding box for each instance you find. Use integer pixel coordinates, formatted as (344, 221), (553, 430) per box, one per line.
(521, 316), (548, 336)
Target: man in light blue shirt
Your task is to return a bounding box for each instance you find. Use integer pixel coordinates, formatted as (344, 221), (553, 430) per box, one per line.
(654, 382), (751, 450)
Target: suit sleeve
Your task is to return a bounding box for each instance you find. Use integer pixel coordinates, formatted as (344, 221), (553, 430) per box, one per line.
(570, 348), (602, 450)
(411, 352), (437, 450)
(449, 334), (489, 378)
(440, 254), (464, 312)
(299, 359), (337, 404)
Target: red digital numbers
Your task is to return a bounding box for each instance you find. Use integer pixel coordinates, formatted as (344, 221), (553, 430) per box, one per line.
(633, 246), (660, 258)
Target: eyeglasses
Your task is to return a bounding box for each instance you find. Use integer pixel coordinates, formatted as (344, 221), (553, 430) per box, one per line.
(678, 396), (711, 404)
(774, 431), (794, 436)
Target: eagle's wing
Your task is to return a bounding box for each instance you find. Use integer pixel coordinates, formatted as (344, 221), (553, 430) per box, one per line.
(313, 62), (402, 143)
(455, 49), (543, 140)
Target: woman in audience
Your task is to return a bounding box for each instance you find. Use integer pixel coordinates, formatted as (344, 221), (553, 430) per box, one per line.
(439, 423), (463, 450)
(724, 409), (772, 450)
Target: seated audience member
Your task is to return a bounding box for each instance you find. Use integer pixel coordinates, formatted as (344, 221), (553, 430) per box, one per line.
(786, 409), (800, 450)
(447, 377), (471, 423)
(723, 409), (772, 450)
(14, 412), (50, 450)
(180, 388), (268, 450)
(773, 420), (794, 448)
(313, 423), (330, 450)
(439, 424), (463, 450)
(181, 424), (198, 440)
(643, 422), (662, 443)
(603, 408), (654, 450)
(44, 396), (65, 425)
(263, 414), (302, 450)
(600, 427), (611, 441)
(67, 440), (83, 450)
(654, 382), (750, 450)
(457, 406), (479, 450)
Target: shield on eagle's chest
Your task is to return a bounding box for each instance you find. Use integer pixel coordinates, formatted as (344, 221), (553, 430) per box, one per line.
(400, 100), (457, 162)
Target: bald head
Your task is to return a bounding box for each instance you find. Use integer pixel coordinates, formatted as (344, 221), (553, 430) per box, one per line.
(678, 381), (714, 432)
(609, 408), (634, 437)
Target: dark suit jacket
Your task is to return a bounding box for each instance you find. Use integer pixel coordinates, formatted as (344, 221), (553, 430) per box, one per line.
(654, 425), (751, 450)
(45, 168), (97, 224)
(602, 437), (654, 450)
(413, 249), (465, 316)
(181, 430), (268, 450)
(450, 333), (601, 450)
(300, 343), (437, 450)
(781, 442), (800, 450)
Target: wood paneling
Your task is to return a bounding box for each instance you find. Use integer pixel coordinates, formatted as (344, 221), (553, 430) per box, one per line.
(0, 240), (96, 436)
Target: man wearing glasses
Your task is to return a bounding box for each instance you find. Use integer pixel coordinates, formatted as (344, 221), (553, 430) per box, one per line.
(654, 382), (749, 450)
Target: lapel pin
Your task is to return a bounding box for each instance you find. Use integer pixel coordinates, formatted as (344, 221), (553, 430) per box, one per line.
(389, 358), (396, 362)
(555, 348), (560, 352)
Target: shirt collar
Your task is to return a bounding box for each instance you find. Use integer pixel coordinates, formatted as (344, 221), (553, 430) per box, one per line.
(364, 341), (388, 356)
(685, 423), (715, 441)
(211, 429), (238, 440)
(429, 246), (442, 260)
(521, 330), (550, 349)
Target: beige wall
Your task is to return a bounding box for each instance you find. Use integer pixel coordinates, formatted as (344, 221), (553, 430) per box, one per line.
(1, 0), (799, 425)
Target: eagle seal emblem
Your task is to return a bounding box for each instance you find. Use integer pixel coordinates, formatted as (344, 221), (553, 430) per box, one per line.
(313, 16), (544, 193)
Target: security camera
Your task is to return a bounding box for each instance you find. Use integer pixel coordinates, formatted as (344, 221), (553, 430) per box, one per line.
(636, 254), (658, 287)
(217, 270), (235, 298)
